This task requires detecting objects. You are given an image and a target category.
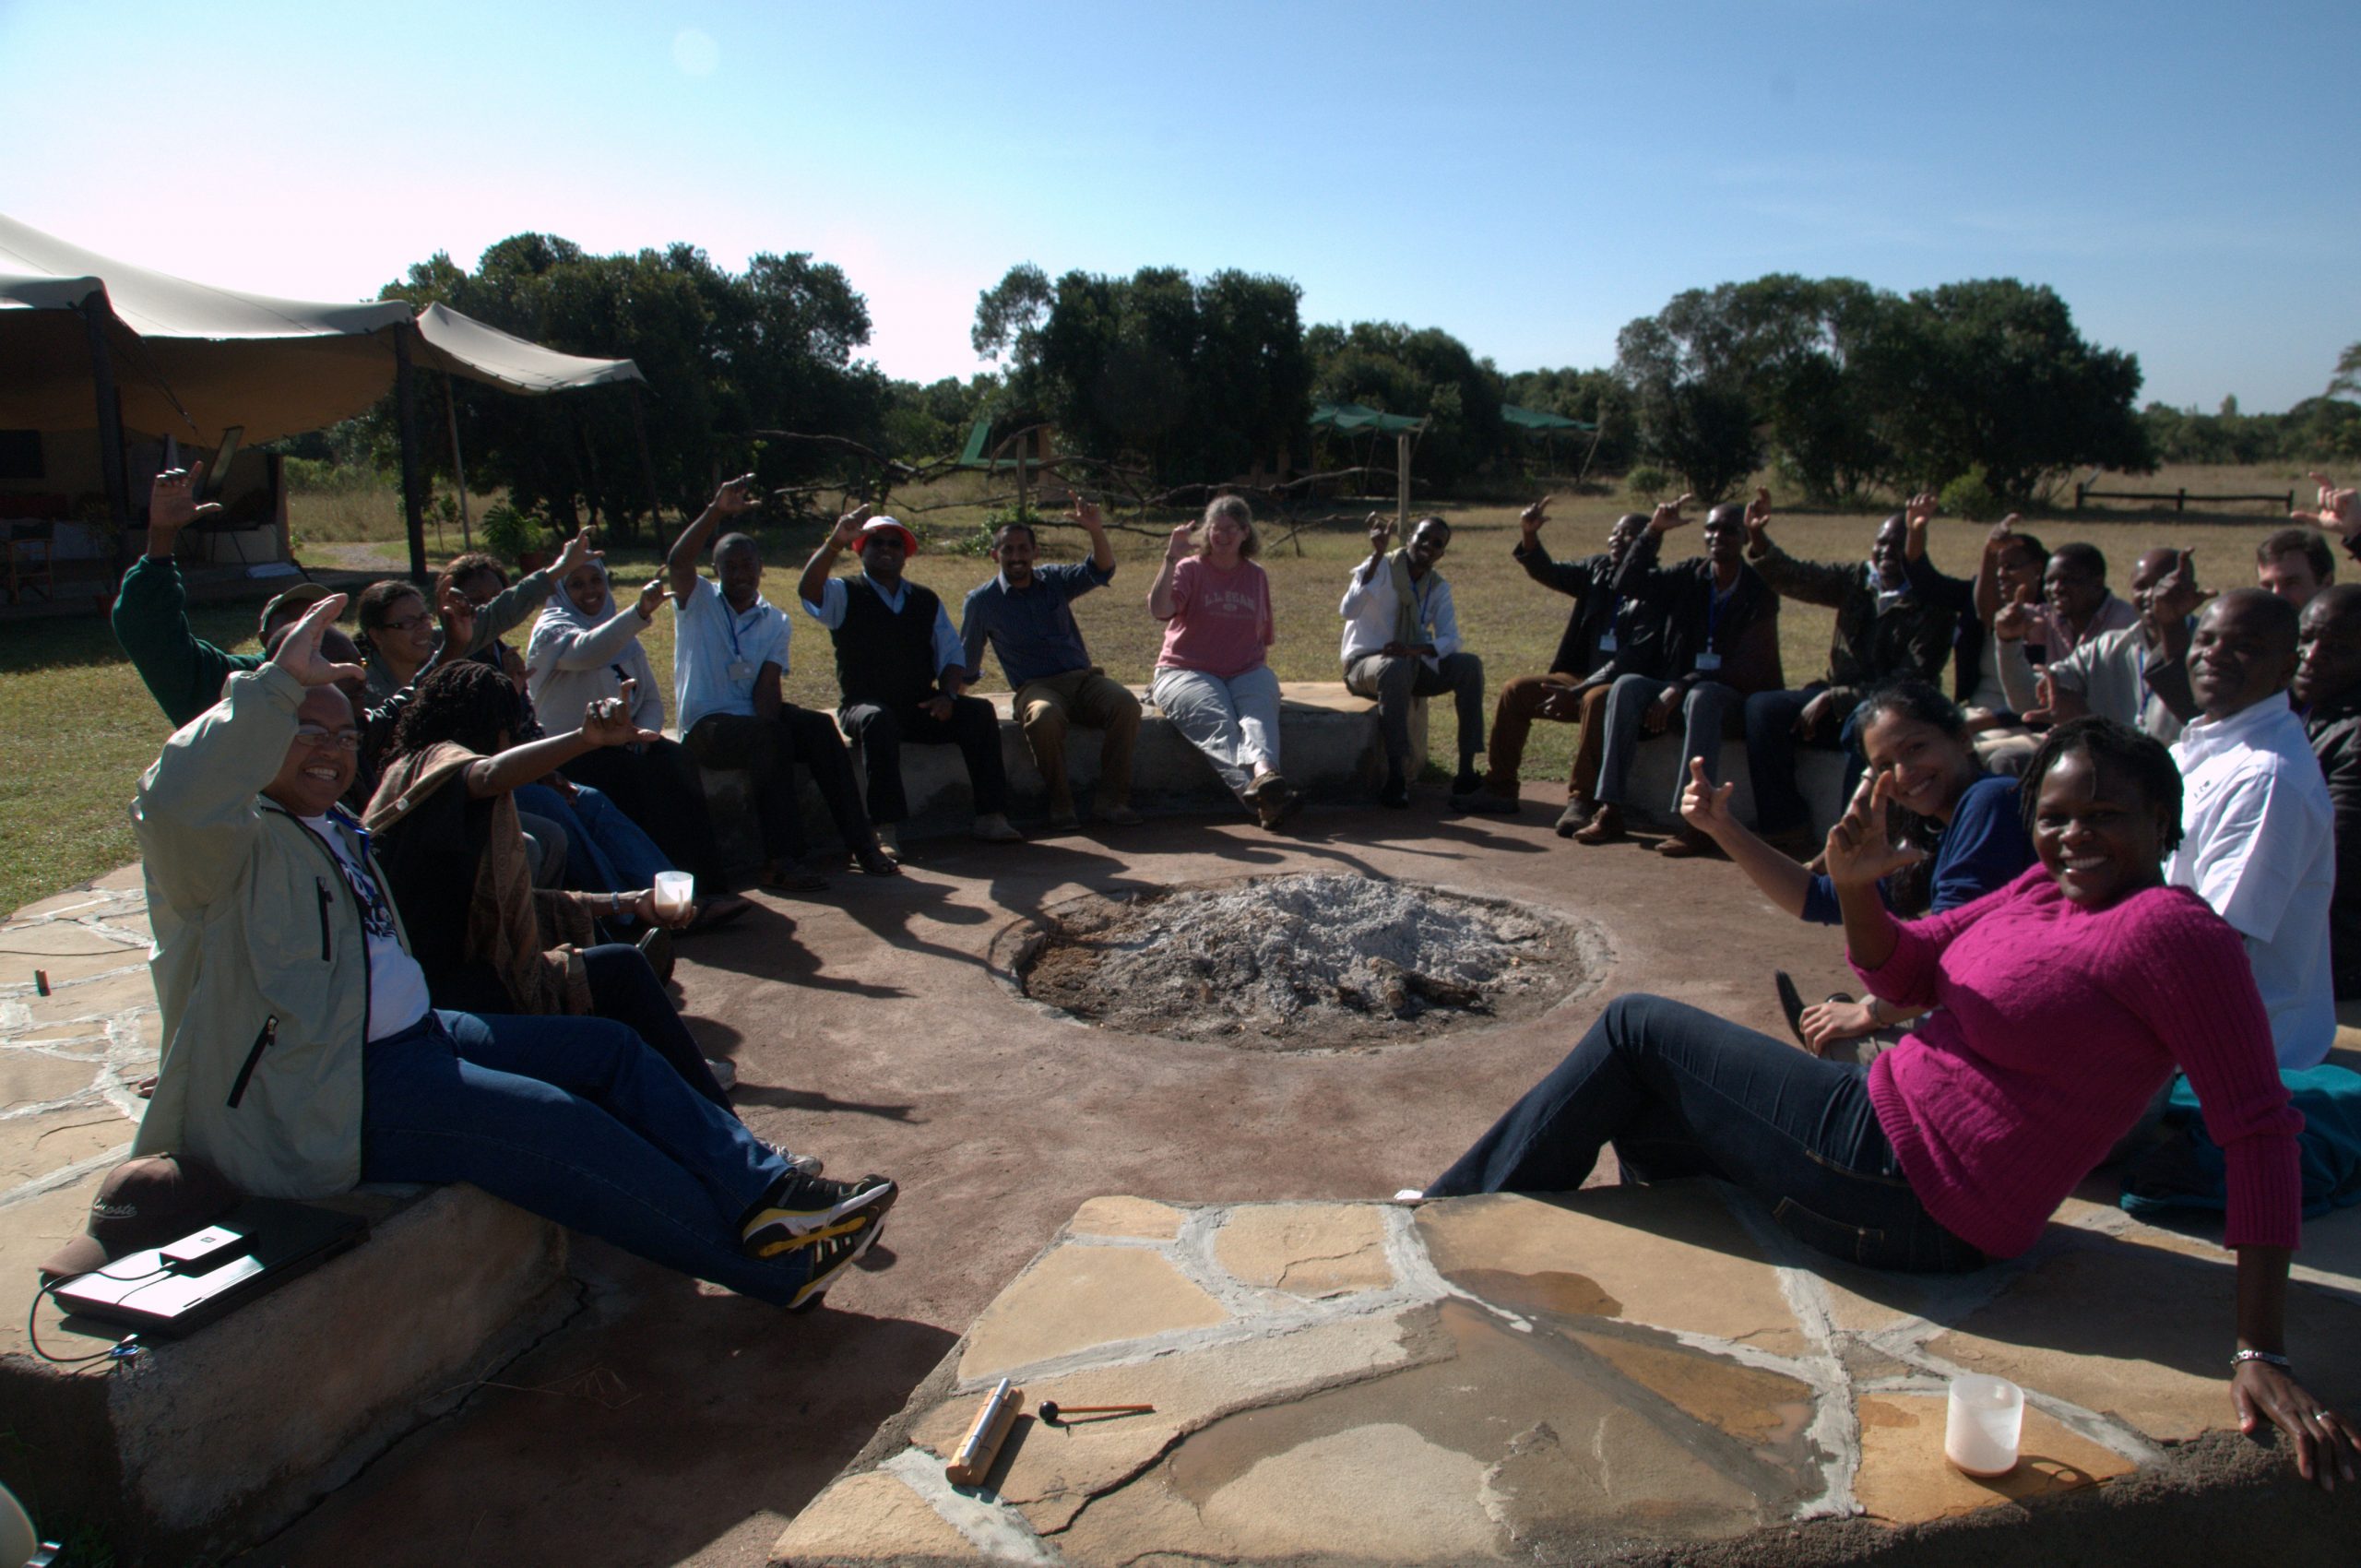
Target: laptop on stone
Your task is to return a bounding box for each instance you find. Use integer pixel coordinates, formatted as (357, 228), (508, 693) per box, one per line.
(50, 1199), (368, 1338)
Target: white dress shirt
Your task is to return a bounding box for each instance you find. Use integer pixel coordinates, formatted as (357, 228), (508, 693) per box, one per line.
(1338, 561), (1462, 666)
(2167, 693), (2335, 1068)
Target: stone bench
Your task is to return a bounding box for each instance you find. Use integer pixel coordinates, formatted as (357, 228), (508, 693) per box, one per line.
(691, 682), (1427, 867)
(1624, 736), (1854, 838)
(4, 1182), (570, 1562)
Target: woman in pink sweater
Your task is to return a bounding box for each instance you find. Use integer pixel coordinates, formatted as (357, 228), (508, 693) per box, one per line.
(1427, 717), (2355, 1486)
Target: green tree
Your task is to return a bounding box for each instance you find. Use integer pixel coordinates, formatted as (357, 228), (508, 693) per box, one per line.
(1305, 321), (1504, 486)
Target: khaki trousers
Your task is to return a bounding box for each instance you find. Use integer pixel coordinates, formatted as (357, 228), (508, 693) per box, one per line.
(1485, 672), (1611, 801)
(1014, 667), (1142, 811)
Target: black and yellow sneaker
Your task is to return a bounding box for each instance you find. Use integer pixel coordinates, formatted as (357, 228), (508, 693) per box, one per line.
(741, 1172), (896, 1260)
(788, 1213), (886, 1313)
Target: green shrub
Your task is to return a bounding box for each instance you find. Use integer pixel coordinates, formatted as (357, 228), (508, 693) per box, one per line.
(1623, 465), (1672, 500)
(479, 501), (539, 563)
(1937, 466), (2005, 522)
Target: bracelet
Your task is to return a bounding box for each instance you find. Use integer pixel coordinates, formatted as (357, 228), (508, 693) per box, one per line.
(2232, 1348), (2292, 1371)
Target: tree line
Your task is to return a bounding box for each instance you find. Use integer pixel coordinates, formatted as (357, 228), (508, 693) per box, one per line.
(293, 232), (2361, 540)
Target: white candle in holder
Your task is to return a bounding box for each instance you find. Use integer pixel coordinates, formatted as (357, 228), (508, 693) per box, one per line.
(1944, 1374), (2023, 1477)
(653, 871), (695, 920)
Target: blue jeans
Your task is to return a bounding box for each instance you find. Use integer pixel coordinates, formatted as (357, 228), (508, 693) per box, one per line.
(580, 943), (730, 1108)
(1429, 994), (1984, 1273)
(361, 1011), (810, 1304)
(514, 783), (670, 897)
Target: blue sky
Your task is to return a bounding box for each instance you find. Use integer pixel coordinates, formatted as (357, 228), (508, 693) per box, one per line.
(5, 0), (2355, 411)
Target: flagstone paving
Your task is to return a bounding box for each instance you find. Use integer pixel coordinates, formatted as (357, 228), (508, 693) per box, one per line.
(775, 1182), (2361, 1565)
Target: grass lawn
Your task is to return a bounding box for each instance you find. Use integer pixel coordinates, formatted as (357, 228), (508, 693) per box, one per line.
(0, 462), (2321, 916)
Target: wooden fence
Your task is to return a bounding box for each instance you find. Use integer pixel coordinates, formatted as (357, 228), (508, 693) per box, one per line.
(2074, 481), (2294, 514)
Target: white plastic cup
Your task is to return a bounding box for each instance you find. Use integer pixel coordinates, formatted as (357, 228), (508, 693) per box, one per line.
(1944, 1374), (2024, 1477)
(653, 871), (694, 920)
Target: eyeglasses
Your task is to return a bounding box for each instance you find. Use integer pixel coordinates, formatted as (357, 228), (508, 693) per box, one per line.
(376, 614), (431, 634)
(293, 725), (362, 752)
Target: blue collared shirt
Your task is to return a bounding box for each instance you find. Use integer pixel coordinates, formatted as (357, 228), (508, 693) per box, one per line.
(958, 560), (1113, 688)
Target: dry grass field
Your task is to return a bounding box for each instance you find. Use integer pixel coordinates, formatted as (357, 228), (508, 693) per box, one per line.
(0, 461), (2329, 915)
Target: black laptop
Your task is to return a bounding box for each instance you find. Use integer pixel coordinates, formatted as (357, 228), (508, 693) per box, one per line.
(50, 1199), (368, 1337)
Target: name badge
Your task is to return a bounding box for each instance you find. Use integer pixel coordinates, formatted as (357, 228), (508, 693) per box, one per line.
(1597, 632), (1618, 653)
(1695, 651), (1722, 671)
(728, 659), (753, 683)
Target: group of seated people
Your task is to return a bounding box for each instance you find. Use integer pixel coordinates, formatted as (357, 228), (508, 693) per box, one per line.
(72, 462), (2361, 1487)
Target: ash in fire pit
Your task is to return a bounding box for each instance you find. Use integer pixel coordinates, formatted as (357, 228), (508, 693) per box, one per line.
(1008, 872), (1607, 1052)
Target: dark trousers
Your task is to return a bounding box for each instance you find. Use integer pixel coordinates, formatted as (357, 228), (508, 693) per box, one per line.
(563, 739), (719, 882)
(579, 943), (730, 1108)
(837, 696), (1008, 824)
(1742, 683), (1846, 835)
(1430, 994), (1984, 1273)
(682, 707), (873, 863)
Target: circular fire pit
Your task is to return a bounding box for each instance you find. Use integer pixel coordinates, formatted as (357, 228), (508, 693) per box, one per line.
(997, 872), (1608, 1052)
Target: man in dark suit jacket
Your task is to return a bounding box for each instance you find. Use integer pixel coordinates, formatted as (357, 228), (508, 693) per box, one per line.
(1573, 499), (1784, 854)
(2296, 583), (2361, 997)
(1475, 500), (1665, 834)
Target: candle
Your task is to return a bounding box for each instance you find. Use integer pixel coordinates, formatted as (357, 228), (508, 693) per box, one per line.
(1944, 1374), (2023, 1477)
(654, 871), (695, 920)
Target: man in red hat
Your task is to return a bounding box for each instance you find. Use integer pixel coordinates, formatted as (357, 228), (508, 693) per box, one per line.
(800, 506), (1020, 857)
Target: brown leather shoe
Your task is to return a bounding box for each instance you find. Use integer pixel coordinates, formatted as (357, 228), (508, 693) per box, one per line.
(1572, 803), (1626, 845)
(1655, 827), (1722, 859)
(1554, 794), (1597, 837)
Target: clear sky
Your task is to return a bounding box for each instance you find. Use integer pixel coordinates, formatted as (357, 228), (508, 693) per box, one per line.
(5, 0), (2355, 412)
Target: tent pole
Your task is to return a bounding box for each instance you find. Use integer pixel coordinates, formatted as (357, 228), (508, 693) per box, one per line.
(1395, 432), (1410, 533)
(81, 297), (132, 575)
(394, 327), (428, 581)
(628, 385), (665, 535)
(444, 373), (472, 550)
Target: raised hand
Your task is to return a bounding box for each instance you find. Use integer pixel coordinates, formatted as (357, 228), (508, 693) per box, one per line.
(829, 504), (874, 551)
(269, 594), (364, 688)
(635, 576), (667, 620)
(1165, 522), (1196, 563)
(1519, 496), (1552, 536)
(2149, 548), (2213, 626)
(1650, 493), (1698, 534)
(147, 463), (221, 550)
(1983, 513), (2021, 558)
(2296, 472), (2360, 539)
(1993, 581), (2039, 642)
(1740, 488), (1770, 546)
(434, 579), (478, 650)
(1822, 770), (1926, 887)
(712, 473), (761, 517)
(1678, 755), (1738, 838)
(1366, 513), (1394, 557)
(1069, 493), (1107, 531)
(581, 681), (660, 747)
(1903, 490), (1938, 530)
(548, 527), (594, 580)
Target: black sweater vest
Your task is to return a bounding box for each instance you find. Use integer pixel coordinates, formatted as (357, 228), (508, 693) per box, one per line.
(831, 578), (943, 707)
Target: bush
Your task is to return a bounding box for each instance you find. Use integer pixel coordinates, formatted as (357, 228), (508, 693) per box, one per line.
(1623, 466), (1672, 500)
(479, 501), (540, 563)
(1937, 466), (2005, 522)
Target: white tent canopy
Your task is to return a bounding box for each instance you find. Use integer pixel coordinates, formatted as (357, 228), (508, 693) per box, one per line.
(0, 213), (642, 445)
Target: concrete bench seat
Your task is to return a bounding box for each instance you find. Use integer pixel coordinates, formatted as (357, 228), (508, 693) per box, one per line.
(1624, 735), (1853, 838)
(688, 682), (1427, 867)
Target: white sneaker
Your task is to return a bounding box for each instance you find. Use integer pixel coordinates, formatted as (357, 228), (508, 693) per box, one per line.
(972, 812), (1024, 843)
(706, 1057), (738, 1091)
(759, 1138), (825, 1178)
(874, 823), (902, 861)
(1392, 1188), (1427, 1205)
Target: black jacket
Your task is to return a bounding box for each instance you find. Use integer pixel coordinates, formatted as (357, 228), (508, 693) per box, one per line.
(1513, 540), (1666, 681)
(1611, 530), (1785, 696)
(2308, 693), (2361, 998)
(1751, 540), (1955, 710)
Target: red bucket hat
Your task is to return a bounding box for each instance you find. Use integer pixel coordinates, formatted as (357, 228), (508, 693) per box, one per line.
(849, 517), (919, 556)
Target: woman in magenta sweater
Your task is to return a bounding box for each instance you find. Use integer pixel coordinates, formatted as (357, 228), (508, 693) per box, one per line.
(1425, 717), (2355, 1486)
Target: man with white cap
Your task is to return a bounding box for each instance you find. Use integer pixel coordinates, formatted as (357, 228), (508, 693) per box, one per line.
(800, 505), (1021, 854)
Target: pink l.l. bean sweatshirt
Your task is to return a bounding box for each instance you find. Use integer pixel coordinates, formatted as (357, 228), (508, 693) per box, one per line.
(1856, 865), (2302, 1259)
